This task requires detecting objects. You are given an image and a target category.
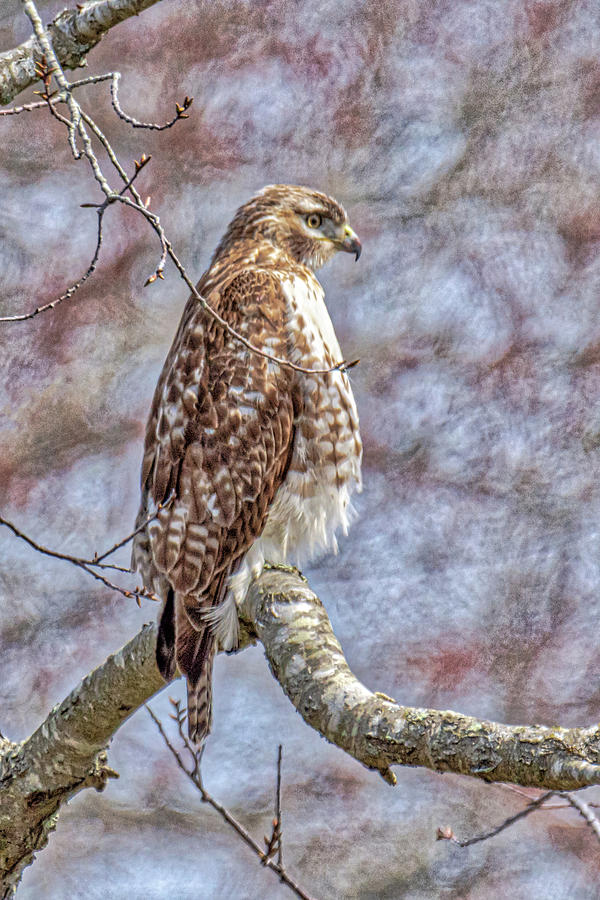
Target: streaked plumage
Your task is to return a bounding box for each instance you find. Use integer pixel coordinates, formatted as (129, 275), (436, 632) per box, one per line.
(132, 184), (363, 744)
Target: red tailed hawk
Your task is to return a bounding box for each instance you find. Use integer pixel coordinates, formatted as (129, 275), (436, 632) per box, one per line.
(132, 184), (363, 744)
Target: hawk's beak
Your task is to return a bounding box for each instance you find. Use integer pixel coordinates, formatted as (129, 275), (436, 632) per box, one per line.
(339, 224), (362, 261)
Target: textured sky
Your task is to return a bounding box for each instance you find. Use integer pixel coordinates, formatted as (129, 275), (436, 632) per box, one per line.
(3, 0), (600, 897)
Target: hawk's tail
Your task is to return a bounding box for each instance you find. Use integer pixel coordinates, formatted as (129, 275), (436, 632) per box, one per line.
(174, 602), (218, 745)
(156, 574), (228, 746)
(185, 634), (217, 745)
(156, 588), (177, 681)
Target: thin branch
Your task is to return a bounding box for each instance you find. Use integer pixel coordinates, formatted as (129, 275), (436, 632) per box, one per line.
(495, 781), (600, 811)
(560, 791), (600, 843)
(0, 97), (48, 116)
(260, 745), (284, 868)
(437, 791), (557, 847)
(0, 514), (158, 604)
(146, 705), (314, 900)
(0, 204), (104, 322)
(79, 106), (145, 190)
(92, 495), (174, 564)
(276, 744), (283, 870)
(0, 73), (114, 117)
(0, 495), (175, 597)
(23, 1), (112, 192)
(440, 787), (600, 848)
(110, 70), (193, 129)
(169, 697), (205, 779)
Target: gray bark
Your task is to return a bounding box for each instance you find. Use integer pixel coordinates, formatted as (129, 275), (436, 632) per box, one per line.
(0, 0), (163, 106)
(2, 568), (600, 896)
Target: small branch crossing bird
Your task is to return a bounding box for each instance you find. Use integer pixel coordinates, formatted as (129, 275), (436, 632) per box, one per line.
(133, 184), (363, 744)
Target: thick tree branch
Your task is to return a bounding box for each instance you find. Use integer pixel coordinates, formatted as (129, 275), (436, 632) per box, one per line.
(0, 0), (162, 107)
(242, 570), (600, 789)
(0, 622), (162, 897)
(3, 568), (600, 895)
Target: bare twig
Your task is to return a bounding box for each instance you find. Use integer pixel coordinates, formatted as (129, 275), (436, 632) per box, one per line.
(560, 791), (600, 843)
(0, 71), (189, 123)
(0, 97), (48, 116)
(92, 495), (174, 564)
(440, 783), (600, 847)
(260, 746), (283, 867)
(276, 744), (283, 870)
(78, 107), (149, 196)
(0, 514), (158, 604)
(262, 815), (280, 866)
(68, 73), (115, 90)
(110, 71), (193, 129)
(495, 782), (600, 811)
(23, 1), (111, 190)
(168, 697), (208, 785)
(0, 73), (117, 117)
(146, 705), (314, 900)
(437, 791), (557, 847)
(0, 204), (104, 322)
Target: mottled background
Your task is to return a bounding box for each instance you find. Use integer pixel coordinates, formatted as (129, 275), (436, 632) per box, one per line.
(2, 0), (600, 896)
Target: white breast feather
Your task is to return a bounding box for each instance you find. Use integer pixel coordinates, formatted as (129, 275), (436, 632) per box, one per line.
(217, 271), (362, 650)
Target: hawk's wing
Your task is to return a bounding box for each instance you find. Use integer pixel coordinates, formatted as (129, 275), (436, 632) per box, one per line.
(132, 268), (299, 742)
(134, 267), (298, 594)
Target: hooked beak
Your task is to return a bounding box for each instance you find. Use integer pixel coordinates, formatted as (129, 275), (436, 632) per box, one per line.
(338, 224), (362, 261)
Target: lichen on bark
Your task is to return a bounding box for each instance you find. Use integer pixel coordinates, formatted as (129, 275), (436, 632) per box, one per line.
(3, 568), (600, 895)
(0, 0), (162, 107)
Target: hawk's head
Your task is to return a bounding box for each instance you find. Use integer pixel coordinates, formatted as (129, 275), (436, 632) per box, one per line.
(222, 184), (362, 270)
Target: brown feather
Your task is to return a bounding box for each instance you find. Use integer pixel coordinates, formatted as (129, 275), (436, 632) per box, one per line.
(132, 184), (363, 746)
(156, 587), (176, 680)
(175, 569), (229, 744)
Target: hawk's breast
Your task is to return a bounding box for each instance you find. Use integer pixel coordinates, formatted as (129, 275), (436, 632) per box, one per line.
(255, 269), (362, 565)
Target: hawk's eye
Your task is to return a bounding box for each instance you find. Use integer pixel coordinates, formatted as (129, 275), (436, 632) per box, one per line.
(306, 213), (322, 229)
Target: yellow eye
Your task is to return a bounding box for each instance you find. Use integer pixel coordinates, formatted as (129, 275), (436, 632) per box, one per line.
(306, 213), (322, 229)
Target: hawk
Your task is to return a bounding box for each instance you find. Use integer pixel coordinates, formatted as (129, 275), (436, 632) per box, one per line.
(132, 184), (363, 744)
